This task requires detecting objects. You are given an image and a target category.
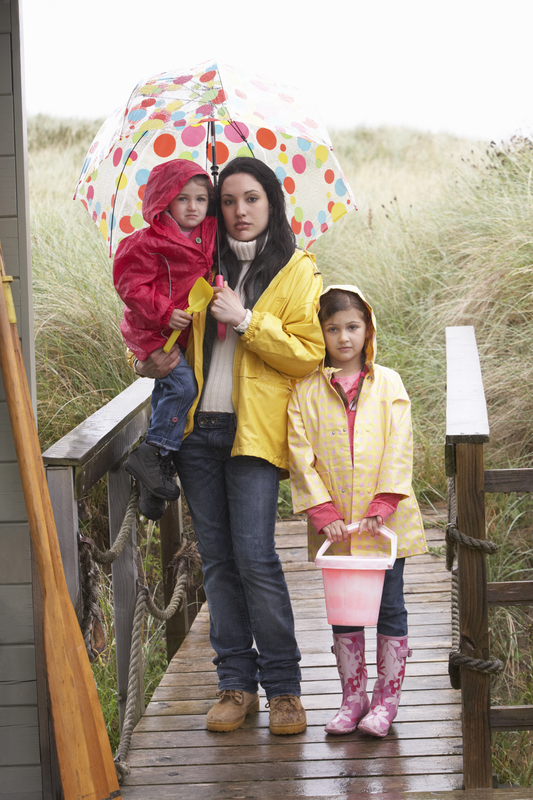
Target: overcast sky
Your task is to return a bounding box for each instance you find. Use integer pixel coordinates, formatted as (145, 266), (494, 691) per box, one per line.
(21, 0), (533, 142)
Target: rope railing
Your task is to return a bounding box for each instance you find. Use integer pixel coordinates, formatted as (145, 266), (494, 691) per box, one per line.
(77, 484), (202, 784)
(446, 476), (504, 690)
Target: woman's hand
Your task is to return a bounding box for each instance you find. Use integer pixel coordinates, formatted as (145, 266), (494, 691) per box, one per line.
(169, 308), (193, 330)
(322, 519), (350, 543)
(359, 515), (383, 536)
(210, 281), (247, 327)
(135, 346), (181, 379)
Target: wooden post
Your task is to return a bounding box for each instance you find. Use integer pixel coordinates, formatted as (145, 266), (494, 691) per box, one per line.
(108, 464), (144, 731)
(45, 465), (80, 615)
(160, 496), (187, 662)
(455, 442), (492, 788)
(446, 326), (492, 789)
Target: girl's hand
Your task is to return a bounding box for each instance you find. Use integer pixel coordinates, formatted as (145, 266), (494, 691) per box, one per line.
(169, 309), (193, 330)
(210, 281), (247, 327)
(322, 519), (350, 543)
(360, 515), (383, 536)
(135, 346), (181, 379)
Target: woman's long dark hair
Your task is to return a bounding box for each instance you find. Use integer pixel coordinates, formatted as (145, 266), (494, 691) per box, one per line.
(216, 158), (296, 307)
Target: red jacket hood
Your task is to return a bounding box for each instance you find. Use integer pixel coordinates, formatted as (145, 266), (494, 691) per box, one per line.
(142, 159), (214, 226)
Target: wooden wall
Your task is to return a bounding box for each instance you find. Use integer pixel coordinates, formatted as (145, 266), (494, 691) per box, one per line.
(0, 1), (44, 797)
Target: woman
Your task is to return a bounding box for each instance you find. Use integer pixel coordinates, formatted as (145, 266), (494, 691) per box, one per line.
(136, 158), (324, 735)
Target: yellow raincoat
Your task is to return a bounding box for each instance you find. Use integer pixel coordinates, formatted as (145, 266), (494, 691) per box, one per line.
(288, 285), (427, 561)
(184, 250), (325, 470)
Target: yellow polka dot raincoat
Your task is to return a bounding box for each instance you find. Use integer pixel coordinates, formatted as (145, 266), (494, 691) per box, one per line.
(288, 285), (427, 561)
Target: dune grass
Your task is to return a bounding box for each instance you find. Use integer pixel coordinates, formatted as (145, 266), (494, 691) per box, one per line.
(28, 116), (533, 782)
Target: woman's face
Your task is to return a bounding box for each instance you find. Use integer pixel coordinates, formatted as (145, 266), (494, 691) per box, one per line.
(220, 173), (270, 241)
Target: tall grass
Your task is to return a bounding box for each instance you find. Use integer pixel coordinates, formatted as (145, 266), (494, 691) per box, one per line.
(28, 117), (533, 783)
(28, 116), (132, 451)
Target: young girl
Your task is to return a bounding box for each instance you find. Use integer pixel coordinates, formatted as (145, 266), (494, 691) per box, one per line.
(113, 160), (216, 519)
(288, 285), (427, 737)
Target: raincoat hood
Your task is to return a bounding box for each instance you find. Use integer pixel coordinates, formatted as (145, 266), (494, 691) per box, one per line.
(320, 284), (377, 378)
(142, 160), (213, 226)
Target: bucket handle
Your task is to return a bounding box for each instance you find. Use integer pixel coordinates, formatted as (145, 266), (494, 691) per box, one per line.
(316, 522), (397, 569)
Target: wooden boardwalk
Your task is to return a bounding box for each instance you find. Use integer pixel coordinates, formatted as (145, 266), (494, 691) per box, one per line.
(120, 508), (528, 799)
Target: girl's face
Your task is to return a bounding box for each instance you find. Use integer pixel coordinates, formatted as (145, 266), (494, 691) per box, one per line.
(168, 178), (209, 231)
(321, 307), (368, 375)
(220, 173), (270, 241)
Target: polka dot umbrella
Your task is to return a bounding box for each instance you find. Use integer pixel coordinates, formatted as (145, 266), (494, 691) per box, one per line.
(74, 59), (357, 255)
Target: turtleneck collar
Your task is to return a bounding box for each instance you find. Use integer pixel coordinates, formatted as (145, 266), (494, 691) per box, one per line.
(226, 234), (258, 262)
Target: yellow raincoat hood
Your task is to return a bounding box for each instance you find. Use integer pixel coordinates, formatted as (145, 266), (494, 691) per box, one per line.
(320, 284), (376, 379)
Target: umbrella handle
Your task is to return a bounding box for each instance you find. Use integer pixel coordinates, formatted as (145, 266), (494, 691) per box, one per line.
(215, 274), (226, 340)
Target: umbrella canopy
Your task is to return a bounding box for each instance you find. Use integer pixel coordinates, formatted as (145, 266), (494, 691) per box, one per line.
(74, 60), (356, 254)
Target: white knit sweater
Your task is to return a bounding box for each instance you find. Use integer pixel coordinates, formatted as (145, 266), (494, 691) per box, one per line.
(198, 236), (255, 413)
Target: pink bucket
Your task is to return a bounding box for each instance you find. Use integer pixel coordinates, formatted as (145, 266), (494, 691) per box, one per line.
(315, 523), (397, 627)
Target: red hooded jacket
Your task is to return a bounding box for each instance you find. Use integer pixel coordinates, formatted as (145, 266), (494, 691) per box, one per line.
(113, 159), (217, 360)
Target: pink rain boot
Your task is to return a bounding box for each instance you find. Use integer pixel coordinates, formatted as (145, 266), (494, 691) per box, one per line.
(325, 631), (371, 734)
(358, 633), (412, 738)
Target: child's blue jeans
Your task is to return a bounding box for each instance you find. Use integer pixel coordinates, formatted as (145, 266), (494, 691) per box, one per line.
(332, 557), (407, 637)
(145, 351), (197, 452)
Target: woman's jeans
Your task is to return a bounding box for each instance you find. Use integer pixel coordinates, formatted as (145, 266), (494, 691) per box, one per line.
(146, 352), (197, 451)
(174, 412), (302, 700)
(332, 557), (407, 637)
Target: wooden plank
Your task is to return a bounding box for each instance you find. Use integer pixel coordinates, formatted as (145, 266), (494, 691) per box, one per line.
(491, 704), (533, 731)
(0, 522), (31, 582)
(488, 580), (533, 607)
(0, 400), (16, 457)
(122, 754), (464, 784)
(0, 766), (43, 800)
(0, 461), (25, 520)
(127, 736), (463, 767)
(0, 707), (40, 766)
(0, 644), (36, 705)
(122, 788), (528, 800)
(0, 32), (12, 93)
(129, 719), (463, 749)
(445, 326), (489, 443)
(455, 442), (492, 789)
(0, 217), (19, 277)
(0, 95), (14, 155)
(137, 703), (462, 733)
(485, 467), (533, 493)
(0, 584), (33, 643)
(45, 465), (80, 610)
(42, 377), (153, 466)
(122, 774), (464, 799)
(0, 155), (17, 216)
(0, 2), (11, 31)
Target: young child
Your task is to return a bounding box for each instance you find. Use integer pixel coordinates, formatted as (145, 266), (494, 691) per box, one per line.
(288, 284), (427, 737)
(113, 160), (216, 520)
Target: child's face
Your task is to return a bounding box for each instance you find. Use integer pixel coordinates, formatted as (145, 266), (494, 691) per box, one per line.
(321, 307), (368, 374)
(168, 178), (209, 231)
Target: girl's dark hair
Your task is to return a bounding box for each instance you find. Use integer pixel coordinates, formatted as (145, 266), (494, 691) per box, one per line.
(318, 289), (371, 327)
(189, 173), (215, 200)
(216, 158), (296, 306)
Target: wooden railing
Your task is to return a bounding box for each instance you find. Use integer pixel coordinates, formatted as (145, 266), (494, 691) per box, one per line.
(445, 326), (533, 789)
(41, 377), (200, 729)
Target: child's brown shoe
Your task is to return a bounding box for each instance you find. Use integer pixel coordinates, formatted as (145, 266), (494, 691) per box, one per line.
(267, 694), (307, 735)
(206, 689), (260, 732)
